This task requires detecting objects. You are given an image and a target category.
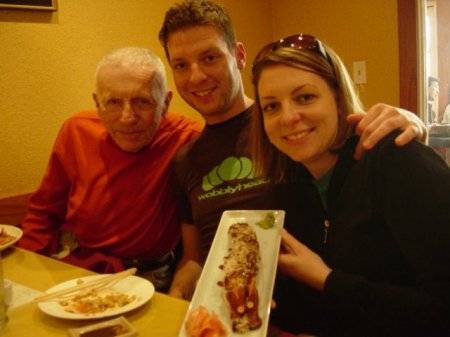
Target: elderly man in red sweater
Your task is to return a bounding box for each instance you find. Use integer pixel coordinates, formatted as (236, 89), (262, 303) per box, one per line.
(18, 47), (203, 291)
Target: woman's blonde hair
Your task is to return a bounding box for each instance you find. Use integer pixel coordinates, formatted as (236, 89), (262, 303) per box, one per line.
(250, 37), (364, 182)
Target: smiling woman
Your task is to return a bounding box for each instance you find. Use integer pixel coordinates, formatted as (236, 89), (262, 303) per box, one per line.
(257, 65), (339, 179)
(249, 33), (450, 336)
(251, 34), (360, 182)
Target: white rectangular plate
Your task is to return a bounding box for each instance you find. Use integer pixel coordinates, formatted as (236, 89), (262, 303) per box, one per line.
(179, 210), (285, 337)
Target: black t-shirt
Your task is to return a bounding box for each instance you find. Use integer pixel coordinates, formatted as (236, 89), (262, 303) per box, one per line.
(173, 108), (281, 259)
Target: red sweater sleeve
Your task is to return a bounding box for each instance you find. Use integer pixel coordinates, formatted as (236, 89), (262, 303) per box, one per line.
(18, 123), (71, 254)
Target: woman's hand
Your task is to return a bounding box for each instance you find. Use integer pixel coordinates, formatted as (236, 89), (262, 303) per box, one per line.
(278, 229), (331, 292)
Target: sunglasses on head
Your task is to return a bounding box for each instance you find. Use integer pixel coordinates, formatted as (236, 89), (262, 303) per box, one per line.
(253, 34), (332, 70)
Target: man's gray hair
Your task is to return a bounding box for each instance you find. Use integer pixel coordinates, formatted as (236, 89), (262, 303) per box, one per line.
(95, 47), (168, 110)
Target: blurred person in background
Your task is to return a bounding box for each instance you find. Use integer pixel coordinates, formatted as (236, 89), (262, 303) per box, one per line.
(427, 76), (440, 124)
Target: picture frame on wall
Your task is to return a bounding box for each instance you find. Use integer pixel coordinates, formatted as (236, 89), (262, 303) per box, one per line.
(0, 0), (57, 11)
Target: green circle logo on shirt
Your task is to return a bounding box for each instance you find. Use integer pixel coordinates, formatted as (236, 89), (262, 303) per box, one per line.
(202, 156), (255, 191)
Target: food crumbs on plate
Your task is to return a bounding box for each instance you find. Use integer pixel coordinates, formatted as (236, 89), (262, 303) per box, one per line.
(256, 212), (275, 229)
(58, 288), (136, 314)
(0, 228), (16, 246)
(185, 305), (228, 337)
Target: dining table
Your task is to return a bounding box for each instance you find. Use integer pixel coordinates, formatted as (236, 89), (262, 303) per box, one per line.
(1, 247), (190, 337)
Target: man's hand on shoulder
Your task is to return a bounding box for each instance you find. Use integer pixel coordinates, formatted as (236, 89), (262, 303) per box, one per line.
(348, 103), (427, 159)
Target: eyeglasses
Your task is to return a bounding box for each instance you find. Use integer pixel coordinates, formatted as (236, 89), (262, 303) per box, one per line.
(101, 98), (156, 114)
(253, 34), (332, 70)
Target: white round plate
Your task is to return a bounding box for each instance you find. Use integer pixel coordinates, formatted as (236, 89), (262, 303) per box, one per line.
(0, 224), (23, 251)
(38, 274), (154, 319)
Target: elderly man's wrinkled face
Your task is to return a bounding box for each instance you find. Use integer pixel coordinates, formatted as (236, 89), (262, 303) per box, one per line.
(93, 64), (169, 153)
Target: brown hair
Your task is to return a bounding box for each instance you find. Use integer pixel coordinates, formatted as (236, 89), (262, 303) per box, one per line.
(251, 40), (363, 182)
(159, 0), (237, 60)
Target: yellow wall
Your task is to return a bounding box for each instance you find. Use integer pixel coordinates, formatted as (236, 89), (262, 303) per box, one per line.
(0, 0), (399, 198)
(270, 0), (400, 110)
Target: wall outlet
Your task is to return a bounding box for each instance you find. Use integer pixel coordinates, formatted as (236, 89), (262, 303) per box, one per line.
(353, 61), (367, 84)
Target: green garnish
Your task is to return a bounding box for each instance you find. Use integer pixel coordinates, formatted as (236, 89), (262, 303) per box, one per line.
(256, 212), (275, 229)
